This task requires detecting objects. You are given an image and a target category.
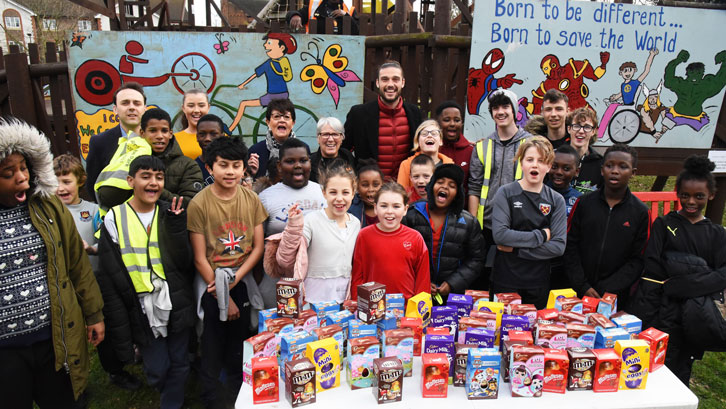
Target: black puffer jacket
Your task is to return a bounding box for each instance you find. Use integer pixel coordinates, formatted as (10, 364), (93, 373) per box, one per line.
(156, 137), (203, 208)
(97, 200), (195, 363)
(631, 212), (726, 356)
(402, 179), (485, 293)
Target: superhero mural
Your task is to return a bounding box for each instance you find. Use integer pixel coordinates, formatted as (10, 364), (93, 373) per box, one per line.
(67, 31), (363, 160)
(466, 0), (726, 149)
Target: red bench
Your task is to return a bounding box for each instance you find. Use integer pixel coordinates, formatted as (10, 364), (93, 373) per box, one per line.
(632, 191), (681, 225)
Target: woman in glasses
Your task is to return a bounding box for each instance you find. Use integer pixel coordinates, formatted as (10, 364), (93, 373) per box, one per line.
(567, 107), (604, 194)
(396, 119), (454, 191)
(309, 117), (355, 183)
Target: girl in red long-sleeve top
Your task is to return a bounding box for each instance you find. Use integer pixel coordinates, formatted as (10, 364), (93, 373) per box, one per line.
(350, 182), (431, 300)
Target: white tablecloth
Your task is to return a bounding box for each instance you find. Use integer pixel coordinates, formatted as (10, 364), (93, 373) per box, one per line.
(236, 358), (698, 409)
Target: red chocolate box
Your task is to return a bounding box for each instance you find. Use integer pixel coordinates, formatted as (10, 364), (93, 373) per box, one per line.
(422, 353), (450, 398)
(543, 348), (569, 394)
(252, 356), (279, 404)
(638, 327), (669, 372)
(592, 348), (620, 392)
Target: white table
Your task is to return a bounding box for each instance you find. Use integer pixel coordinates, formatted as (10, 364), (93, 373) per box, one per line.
(237, 358), (698, 409)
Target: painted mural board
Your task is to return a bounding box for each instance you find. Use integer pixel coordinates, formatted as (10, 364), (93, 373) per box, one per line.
(67, 31), (365, 160)
(465, 0), (726, 149)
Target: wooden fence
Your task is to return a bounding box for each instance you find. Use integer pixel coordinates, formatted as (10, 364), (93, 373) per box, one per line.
(2, 0), (726, 221)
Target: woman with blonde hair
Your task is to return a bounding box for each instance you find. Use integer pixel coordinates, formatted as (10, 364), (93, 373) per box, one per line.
(396, 119), (454, 191)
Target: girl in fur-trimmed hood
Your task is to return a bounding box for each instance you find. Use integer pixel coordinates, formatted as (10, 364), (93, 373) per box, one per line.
(0, 119), (105, 405)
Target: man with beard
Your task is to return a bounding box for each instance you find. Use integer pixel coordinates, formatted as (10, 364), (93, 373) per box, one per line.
(343, 61), (422, 178)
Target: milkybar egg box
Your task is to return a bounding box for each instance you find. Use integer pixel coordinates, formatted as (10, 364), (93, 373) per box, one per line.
(511, 303), (537, 327)
(422, 353), (450, 398)
(285, 358), (316, 407)
(454, 343), (477, 386)
(547, 288), (577, 309)
(536, 324), (567, 350)
(383, 328), (415, 377)
(276, 278), (302, 318)
(466, 347), (500, 399)
(638, 327), (669, 372)
(542, 348), (568, 394)
(509, 345), (544, 397)
(615, 339), (650, 390)
(305, 337), (341, 392)
(357, 282), (386, 324)
(465, 289), (490, 304)
(243, 331), (277, 385)
(405, 291), (432, 327)
(251, 356), (279, 404)
(493, 292), (522, 314)
(567, 347), (595, 391)
(566, 323), (596, 349)
(592, 348), (621, 393)
(347, 336), (380, 389)
(372, 357), (403, 404)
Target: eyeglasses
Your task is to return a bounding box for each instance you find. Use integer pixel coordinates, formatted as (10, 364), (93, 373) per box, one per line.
(271, 114), (293, 121)
(318, 132), (343, 140)
(420, 130), (441, 137)
(570, 124), (594, 133)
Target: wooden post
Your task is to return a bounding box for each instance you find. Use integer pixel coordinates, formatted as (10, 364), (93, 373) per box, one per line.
(430, 0), (451, 117)
(706, 176), (726, 225)
(4, 52), (36, 125)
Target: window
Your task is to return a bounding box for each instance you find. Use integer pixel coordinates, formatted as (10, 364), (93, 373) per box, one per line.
(4, 16), (21, 29)
(43, 19), (57, 30)
(77, 20), (92, 31)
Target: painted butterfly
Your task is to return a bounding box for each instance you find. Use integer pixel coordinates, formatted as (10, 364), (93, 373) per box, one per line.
(300, 42), (361, 107)
(71, 32), (87, 48)
(214, 33), (230, 54)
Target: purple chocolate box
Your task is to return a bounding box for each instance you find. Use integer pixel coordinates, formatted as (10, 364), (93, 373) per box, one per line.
(424, 334), (455, 377)
(499, 314), (530, 347)
(464, 328), (496, 348)
(447, 294), (473, 318)
(431, 306), (458, 336)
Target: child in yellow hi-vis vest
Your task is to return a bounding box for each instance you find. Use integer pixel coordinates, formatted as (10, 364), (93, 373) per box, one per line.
(466, 89), (532, 290)
(97, 155), (195, 409)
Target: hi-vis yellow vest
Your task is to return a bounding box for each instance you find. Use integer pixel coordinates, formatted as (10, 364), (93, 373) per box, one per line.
(475, 138), (525, 229)
(113, 202), (165, 294)
(94, 134), (151, 194)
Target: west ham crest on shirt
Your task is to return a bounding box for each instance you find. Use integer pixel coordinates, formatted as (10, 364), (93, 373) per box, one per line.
(79, 210), (91, 221)
(539, 203), (551, 216)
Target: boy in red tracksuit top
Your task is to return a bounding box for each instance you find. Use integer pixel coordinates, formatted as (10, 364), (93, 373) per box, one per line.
(351, 183), (430, 299)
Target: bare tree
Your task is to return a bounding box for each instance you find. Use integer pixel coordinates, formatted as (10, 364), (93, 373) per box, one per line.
(0, 0), (95, 56)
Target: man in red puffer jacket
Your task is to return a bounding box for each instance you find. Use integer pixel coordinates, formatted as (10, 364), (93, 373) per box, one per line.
(343, 60), (422, 178)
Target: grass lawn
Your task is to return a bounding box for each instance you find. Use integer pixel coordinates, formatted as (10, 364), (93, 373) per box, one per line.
(78, 174), (724, 408)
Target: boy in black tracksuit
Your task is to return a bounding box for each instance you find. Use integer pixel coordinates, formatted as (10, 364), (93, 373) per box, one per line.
(564, 144), (649, 306)
(491, 137), (567, 309)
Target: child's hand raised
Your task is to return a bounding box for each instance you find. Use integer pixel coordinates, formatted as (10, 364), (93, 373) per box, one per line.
(169, 197), (185, 215)
(287, 203), (303, 227)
